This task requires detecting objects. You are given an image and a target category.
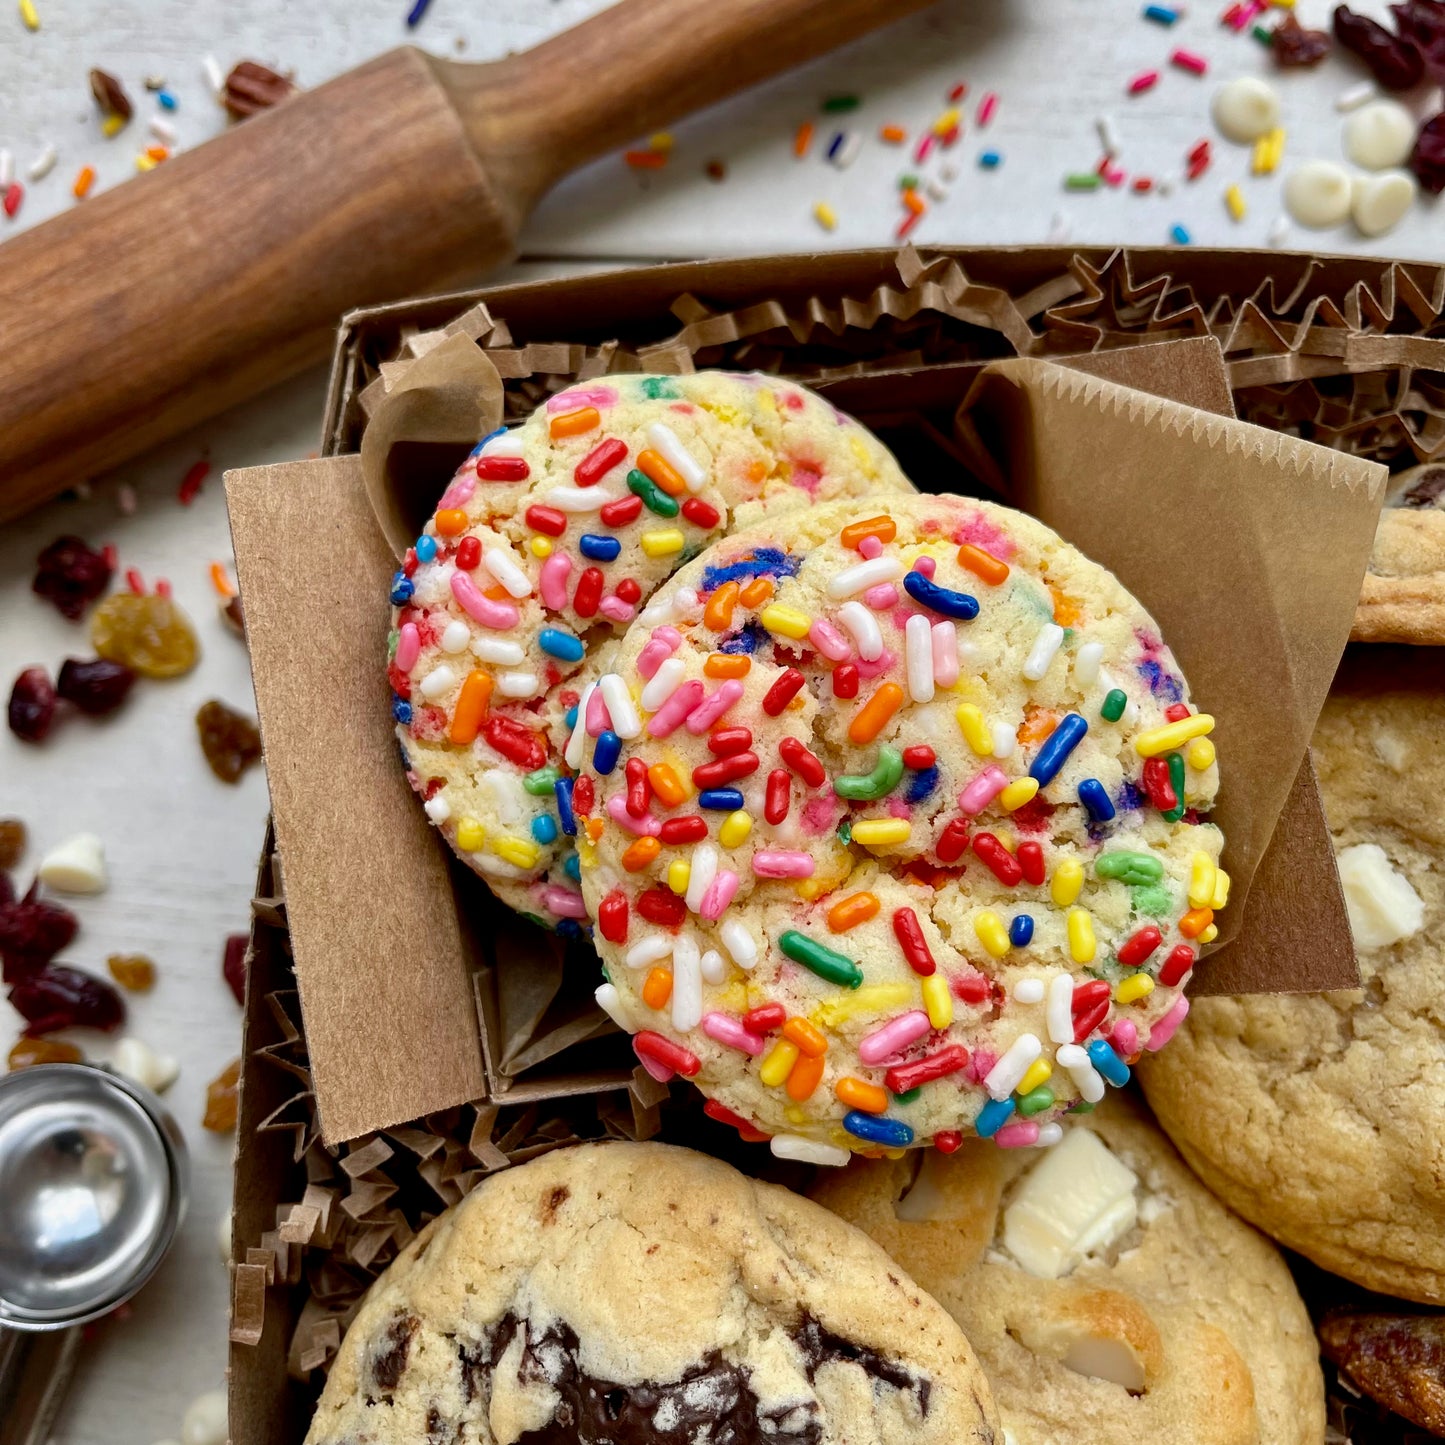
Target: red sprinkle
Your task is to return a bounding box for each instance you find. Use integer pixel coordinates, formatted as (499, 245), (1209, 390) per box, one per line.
(574, 437), (627, 487)
(571, 775), (595, 815)
(742, 1002), (787, 1033)
(972, 832), (1022, 886)
(1165, 702), (1192, 722)
(455, 536), (481, 571)
(102, 544), (118, 569)
(885, 1044), (969, 1094)
(2, 181), (23, 217)
(1072, 979), (1112, 1014)
(892, 907), (936, 976)
(765, 769), (790, 825)
(634, 1031), (700, 1076)
(936, 816), (971, 864)
(177, 460), (210, 506)
(625, 758), (651, 818)
(477, 455), (529, 482)
(125, 567), (145, 595)
(831, 663), (859, 699)
(525, 505), (568, 537)
(902, 745), (936, 770)
(1117, 925), (1163, 967)
(598, 890), (629, 943)
(779, 736), (826, 786)
(154, 578), (172, 598)
(1142, 756), (1178, 812)
(573, 566), (604, 618)
(933, 1130), (963, 1154)
(762, 668), (806, 717)
(1187, 138), (1211, 165)
(636, 887), (686, 927)
(659, 815), (708, 846)
(1158, 943), (1195, 986)
(600, 494), (644, 527)
(1073, 998), (1111, 1044)
(703, 1097), (769, 1141)
(692, 751), (759, 788)
(615, 578), (642, 604)
(708, 726), (753, 756)
(1017, 840), (1045, 887)
(482, 716), (547, 769)
(953, 971), (991, 1003)
(681, 497), (721, 528)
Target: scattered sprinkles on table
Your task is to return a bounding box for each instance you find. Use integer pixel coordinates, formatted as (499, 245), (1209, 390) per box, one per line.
(576, 494), (1224, 1165)
(386, 372), (914, 933)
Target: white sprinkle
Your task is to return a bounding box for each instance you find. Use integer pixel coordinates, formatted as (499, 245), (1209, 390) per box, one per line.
(1056, 1042), (1106, 1103)
(1074, 640), (1104, 686)
(1096, 114), (1120, 156)
(904, 613), (935, 703)
(1022, 622), (1064, 681)
(671, 935), (703, 1031)
(564, 682), (597, 768)
(424, 794), (451, 824)
(838, 600), (883, 660)
(925, 179), (948, 203)
(685, 843), (718, 914)
(1013, 978), (1045, 1004)
(771, 1134), (850, 1167)
(830, 130), (862, 169)
(497, 671), (539, 698)
(940, 161), (959, 183)
(471, 633), (521, 663)
(482, 546), (531, 598)
(27, 143), (57, 180)
(117, 483), (138, 516)
(1046, 973), (1075, 1045)
(626, 935), (673, 970)
(991, 720), (1016, 759)
(149, 115), (177, 145)
(1047, 210), (1072, 243)
(1267, 214), (1291, 247)
(439, 621), (470, 653)
(595, 983), (627, 1028)
(828, 555), (902, 599)
(480, 429), (524, 458)
(544, 485), (620, 512)
(640, 656), (686, 712)
(203, 54), (225, 96)
(1336, 80), (1376, 112)
(1035, 1122), (1064, 1148)
(699, 949), (726, 984)
(721, 918), (758, 970)
(419, 665), (456, 701)
(1157, 176), (1176, 197)
(599, 673), (642, 739)
(931, 621), (959, 686)
(645, 421), (707, 492)
(0, 149), (11, 187)
(984, 1033), (1042, 1100)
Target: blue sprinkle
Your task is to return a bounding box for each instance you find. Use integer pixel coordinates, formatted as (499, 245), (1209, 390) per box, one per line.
(904, 765), (938, 804)
(468, 426), (507, 458)
(1087, 1039), (1131, 1088)
(538, 627), (585, 663)
(701, 548), (800, 593)
(699, 787), (745, 810)
(579, 534), (622, 562)
(555, 917), (583, 942)
(157, 89), (177, 110)
(531, 814), (558, 845)
(718, 619), (767, 655)
(389, 573), (414, 606)
(826, 130), (847, 160)
(564, 704), (579, 730)
(1009, 914), (1035, 947)
(1029, 712), (1089, 787)
(903, 569), (979, 621)
(391, 697), (412, 724)
(979, 150), (1002, 169)
(843, 1111), (915, 1148)
(1170, 223), (1192, 245)
(563, 852), (582, 882)
(406, 0), (434, 27)
(1119, 780), (1146, 813)
(414, 534), (437, 563)
(1078, 777), (1116, 822)
(1138, 658), (1183, 701)
(593, 730), (622, 775)
(554, 778), (577, 836)
(1143, 3), (1179, 22)
(974, 1096), (1016, 1139)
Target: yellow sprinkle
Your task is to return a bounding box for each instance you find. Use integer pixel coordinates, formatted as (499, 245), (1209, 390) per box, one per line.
(813, 201), (837, 232)
(1115, 973), (1155, 1004)
(19, 0), (39, 29)
(719, 810), (753, 849)
(1198, 923), (1219, 944)
(1225, 182), (1246, 221)
(920, 973), (953, 1029)
(1135, 713), (1214, 757)
(530, 535), (552, 558)
(785, 1105), (809, 1126)
(1211, 867), (1231, 912)
(648, 131), (674, 151)
(455, 817), (485, 853)
(847, 434), (876, 477)
(1016, 1058), (1052, 1096)
(135, 153), (157, 172)
(1051, 857), (1084, 907)
(1251, 133), (1277, 175)
(666, 860), (691, 895)
(815, 984), (912, 1027)
(640, 528), (685, 558)
(760, 1039), (800, 1088)
(1188, 851), (1217, 910)
(933, 108), (961, 136)
(1187, 736), (1216, 771)
(851, 819), (911, 848)
(102, 113), (127, 138)
(973, 910), (1010, 958)
(955, 702), (993, 755)
(493, 834), (541, 869)
(999, 777), (1039, 811)
(1067, 907), (1096, 964)
(759, 604), (812, 640)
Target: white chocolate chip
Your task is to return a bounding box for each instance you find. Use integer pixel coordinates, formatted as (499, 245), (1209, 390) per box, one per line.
(1212, 76), (1281, 143)
(180, 1389), (228, 1445)
(1370, 724), (1411, 772)
(37, 833), (107, 894)
(112, 1037), (179, 1094)
(1351, 170), (1417, 238)
(1284, 160), (1353, 229)
(1336, 842), (1424, 950)
(1343, 100), (1416, 170)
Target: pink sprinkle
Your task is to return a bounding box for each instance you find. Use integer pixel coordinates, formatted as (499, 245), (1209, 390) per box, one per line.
(1171, 47), (1208, 74)
(540, 551), (572, 609)
(858, 535), (884, 560)
(1128, 69), (1160, 95)
(699, 869), (739, 921)
(914, 132), (935, 164)
(543, 886), (588, 919)
(808, 619), (850, 662)
(859, 1011), (931, 1066)
(635, 1047), (675, 1084)
(752, 850), (815, 879)
(394, 622), (421, 673)
(450, 572), (520, 630)
(977, 92), (998, 127)
(1101, 162), (1126, 187)
(1146, 994), (1190, 1052)
(702, 1012), (766, 1056)
(598, 596), (636, 623)
(995, 1120), (1040, 1149)
(685, 679), (744, 734)
(855, 648), (896, 679)
(932, 622), (959, 686)
(606, 795), (660, 836)
(912, 555), (937, 579)
(801, 792), (841, 833)
(951, 512), (1017, 558)
(637, 627), (682, 680)
(586, 685), (612, 738)
(437, 473), (476, 510)
(864, 582), (899, 609)
(959, 765), (1008, 814)
(1111, 1019), (1139, 1056)
(648, 679), (705, 738)
(547, 385), (617, 412)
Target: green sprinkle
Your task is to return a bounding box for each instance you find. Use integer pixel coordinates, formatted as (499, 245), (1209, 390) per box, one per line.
(1101, 688), (1127, 723)
(822, 94), (860, 113)
(898, 173), (920, 191)
(1018, 1086), (1055, 1117)
(1130, 883), (1173, 918)
(892, 1086), (922, 1104)
(640, 377), (680, 400)
(1162, 751), (1187, 822)
(836, 821), (852, 846)
(387, 632), (398, 660)
(1252, 22), (1273, 43)
(627, 469), (679, 517)
(1065, 172), (1103, 191)
(523, 765), (562, 796)
(1095, 850), (1165, 885)
(1071, 1100), (1096, 1114)
(834, 746), (904, 802)
(779, 930), (863, 989)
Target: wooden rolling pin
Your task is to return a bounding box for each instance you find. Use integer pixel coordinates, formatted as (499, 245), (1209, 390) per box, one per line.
(0, 0), (935, 522)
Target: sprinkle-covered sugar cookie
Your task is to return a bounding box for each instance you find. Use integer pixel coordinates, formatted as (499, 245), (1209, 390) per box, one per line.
(387, 373), (913, 928)
(576, 495), (1225, 1163)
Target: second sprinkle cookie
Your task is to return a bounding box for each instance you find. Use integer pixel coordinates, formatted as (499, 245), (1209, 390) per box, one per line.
(577, 494), (1226, 1162)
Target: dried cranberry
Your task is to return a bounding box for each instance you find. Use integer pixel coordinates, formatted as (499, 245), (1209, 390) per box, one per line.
(1392, 0), (1445, 84)
(1411, 111), (1445, 192)
(0, 873), (12, 910)
(222, 932), (248, 1005)
(8, 964), (125, 1034)
(1333, 4), (1425, 87)
(0, 882), (79, 980)
(32, 536), (113, 620)
(8, 668), (56, 743)
(1273, 13), (1332, 65)
(56, 657), (137, 715)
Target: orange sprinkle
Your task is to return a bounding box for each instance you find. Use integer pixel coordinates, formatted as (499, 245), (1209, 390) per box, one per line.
(879, 124), (907, 144)
(1178, 906), (1214, 939)
(144, 144), (170, 162)
(585, 816), (605, 843)
(208, 562), (236, 598)
(549, 406), (600, 440)
(622, 836), (662, 871)
(484, 582), (512, 601)
(647, 763), (688, 808)
(704, 580), (739, 631)
(836, 1077), (889, 1114)
(793, 121), (814, 158)
(448, 671), (492, 746)
(903, 188), (925, 216)
(827, 891), (880, 932)
(786, 1050), (825, 1102)
(1017, 703), (1061, 747)
(746, 458), (767, 483)
(849, 682), (904, 745)
(434, 508), (468, 537)
(73, 165), (96, 198)
(957, 543), (1009, 586)
(705, 654), (751, 679)
(642, 968), (673, 1010)
(840, 515), (896, 550)
(1049, 586), (1083, 627)
(637, 448), (687, 496)
(739, 576), (774, 608)
(624, 149), (667, 169)
(783, 1017), (828, 1057)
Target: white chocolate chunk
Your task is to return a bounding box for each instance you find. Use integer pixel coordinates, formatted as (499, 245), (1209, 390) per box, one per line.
(217, 1207), (232, 1264)
(113, 1037), (179, 1094)
(1002, 1127), (1139, 1279)
(1351, 170), (1417, 238)
(37, 833), (107, 894)
(894, 1149), (966, 1223)
(1343, 100), (1416, 170)
(771, 1133), (850, 1167)
(1212, 76), (1281, 143)
(1062, 1335), (1148, 1392)
(180, 1390), (228, 1445)
(1284, 161), (1353, 228)
(1336, 842), (1424, 950)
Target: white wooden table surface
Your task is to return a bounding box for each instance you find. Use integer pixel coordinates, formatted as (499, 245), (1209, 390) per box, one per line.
(0, 0), (1435, 1440)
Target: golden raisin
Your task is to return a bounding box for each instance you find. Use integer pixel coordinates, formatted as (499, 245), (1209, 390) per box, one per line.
(203, 1056), (242, 1132)
(8, 1036), (83, 1070)
(91, 593), (199, 679)
(107, 953), (156, 991)
(195, 700), (262, 783)
(0, 818), (24, 870)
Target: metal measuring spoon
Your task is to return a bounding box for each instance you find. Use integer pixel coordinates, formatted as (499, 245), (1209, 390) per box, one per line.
(0, 1063), (189, 1445)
